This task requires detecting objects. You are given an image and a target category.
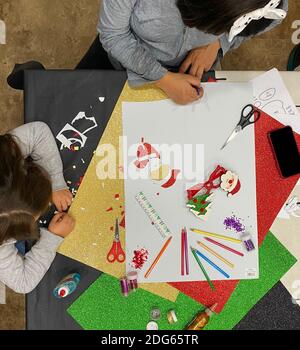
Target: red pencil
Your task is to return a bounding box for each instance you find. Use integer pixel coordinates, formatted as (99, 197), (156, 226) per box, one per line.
(204, 237), (244, 257)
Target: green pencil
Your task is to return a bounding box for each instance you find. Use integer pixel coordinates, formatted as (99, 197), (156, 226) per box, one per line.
(190, 247), (215, 291)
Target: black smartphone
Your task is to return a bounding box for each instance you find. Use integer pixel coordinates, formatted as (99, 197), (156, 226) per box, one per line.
(269, 126), (300, 178)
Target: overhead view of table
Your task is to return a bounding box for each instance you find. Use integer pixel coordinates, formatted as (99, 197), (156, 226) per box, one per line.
(24, 69), (300, 330)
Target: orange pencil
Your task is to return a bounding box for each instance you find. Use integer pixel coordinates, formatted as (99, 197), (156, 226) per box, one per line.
(144, 236), (173, 279)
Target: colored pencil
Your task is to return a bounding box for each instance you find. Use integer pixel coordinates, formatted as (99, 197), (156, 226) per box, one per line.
(181, 230), (184, 276)
(190, 229), (241, 244)
(191, 247), (215, 290)
(144, 236), (173, 279)
(204, 237), (244, 257)
(197, 241), (234, 268)
(184, 228), (189, 275)
(195, 249), (230, 279)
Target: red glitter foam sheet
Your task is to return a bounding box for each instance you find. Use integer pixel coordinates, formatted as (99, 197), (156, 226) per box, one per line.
(169, 112), (300, 313)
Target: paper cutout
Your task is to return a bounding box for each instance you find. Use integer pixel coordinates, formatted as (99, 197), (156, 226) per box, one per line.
(187, 193), (213, 220)
(151, 164), (170, 181)
(134, 138), (160, 169)
(134, 138), (180, 188)
(277, 196), (300, 219)
(56, 112), (98, 151)
(187, 166), (241, 199)
(161, 169), (180, 189)
(220, 171), (241, 197)
(187, 166), (227, 200)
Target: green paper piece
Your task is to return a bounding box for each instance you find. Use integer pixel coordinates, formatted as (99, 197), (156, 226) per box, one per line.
(187, 193), (213, 218)
(68, 232), (296, 330)
(68, 273), (200, 330)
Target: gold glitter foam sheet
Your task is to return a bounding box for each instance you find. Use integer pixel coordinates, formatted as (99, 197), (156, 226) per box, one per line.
(58, 82), (179, 302)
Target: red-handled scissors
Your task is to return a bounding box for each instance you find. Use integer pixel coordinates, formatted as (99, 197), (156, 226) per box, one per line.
(107, 218), (126, 263)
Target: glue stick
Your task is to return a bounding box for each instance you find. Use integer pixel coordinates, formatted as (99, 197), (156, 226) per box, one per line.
(185, 303), (217, 330)
(53, 273), (81, 299)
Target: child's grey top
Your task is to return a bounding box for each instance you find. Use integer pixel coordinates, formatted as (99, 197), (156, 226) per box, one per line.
(0, 122), (67, 293)
(10, 122), (67, 192)
(98, 0), (288, 87)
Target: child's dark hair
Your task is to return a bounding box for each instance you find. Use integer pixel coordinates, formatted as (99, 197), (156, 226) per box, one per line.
(0, 134), (52, 245)
(177, 0), (284, 37)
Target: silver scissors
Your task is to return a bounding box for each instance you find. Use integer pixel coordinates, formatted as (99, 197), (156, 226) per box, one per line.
(221, 104), (261, 150)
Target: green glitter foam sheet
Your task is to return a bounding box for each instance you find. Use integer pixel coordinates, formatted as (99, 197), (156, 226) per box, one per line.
(68, 232), (296, 330)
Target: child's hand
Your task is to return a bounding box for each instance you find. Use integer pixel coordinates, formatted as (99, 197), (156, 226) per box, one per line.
(52, 189), (73, 212)
(48, 213), (75, 238)
(179, 40), (221, 80)
(155, 72), (203, 105)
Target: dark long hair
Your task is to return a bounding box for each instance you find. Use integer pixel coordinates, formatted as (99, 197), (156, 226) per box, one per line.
(177, 0), (283, 37)
(0, 134), (52, 244)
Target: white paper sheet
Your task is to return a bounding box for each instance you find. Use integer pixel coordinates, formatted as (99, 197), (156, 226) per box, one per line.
(122, 83), (259, 283)
(252, 68), (299, 117)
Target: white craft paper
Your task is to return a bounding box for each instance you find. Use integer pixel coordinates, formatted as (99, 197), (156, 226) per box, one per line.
(122, 83), (259, 283)
(252, 68), (299, 116)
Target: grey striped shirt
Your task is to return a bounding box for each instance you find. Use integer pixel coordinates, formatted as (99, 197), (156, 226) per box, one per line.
(98, 0), (288, 86)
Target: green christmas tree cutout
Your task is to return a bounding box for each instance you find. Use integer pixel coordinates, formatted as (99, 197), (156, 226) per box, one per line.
(186, 193), (213, 220)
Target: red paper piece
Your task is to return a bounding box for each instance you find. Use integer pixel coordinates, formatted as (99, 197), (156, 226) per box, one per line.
(169, 112), (300, 313)
(120, 215), (126, 229)
(161, 169), (181, 189)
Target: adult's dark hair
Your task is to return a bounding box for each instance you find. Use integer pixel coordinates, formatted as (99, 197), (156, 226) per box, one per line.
(177, 0), (284, 37)
(0, 134), (52, 245)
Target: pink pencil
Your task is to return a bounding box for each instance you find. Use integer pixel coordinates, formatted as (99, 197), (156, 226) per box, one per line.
(204, 237), (244, 257)
(181, 229), (185, 275)
(184, 227), (189, 275)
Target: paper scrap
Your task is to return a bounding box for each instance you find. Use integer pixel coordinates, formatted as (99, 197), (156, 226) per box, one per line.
(252, 69), (299, 117)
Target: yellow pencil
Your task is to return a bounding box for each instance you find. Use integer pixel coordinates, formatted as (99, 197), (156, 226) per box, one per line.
(190, 229), (241, 244)
(197, 241), (234, 268)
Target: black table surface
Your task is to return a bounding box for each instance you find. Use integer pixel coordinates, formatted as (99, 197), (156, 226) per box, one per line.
(24, 70), (300, 330)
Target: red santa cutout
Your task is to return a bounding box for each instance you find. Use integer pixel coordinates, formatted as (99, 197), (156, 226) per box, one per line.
(220, 171), (241, 197)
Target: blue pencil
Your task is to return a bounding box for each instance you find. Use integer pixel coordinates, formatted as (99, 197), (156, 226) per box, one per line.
(195, 249), (230, 279)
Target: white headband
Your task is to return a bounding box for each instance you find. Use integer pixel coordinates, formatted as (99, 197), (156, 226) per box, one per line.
(228, 0), (287, 42)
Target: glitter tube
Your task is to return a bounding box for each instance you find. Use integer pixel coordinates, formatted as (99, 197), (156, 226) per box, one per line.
(120, 278), (129, 297)
(127, 271), (138, 292)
